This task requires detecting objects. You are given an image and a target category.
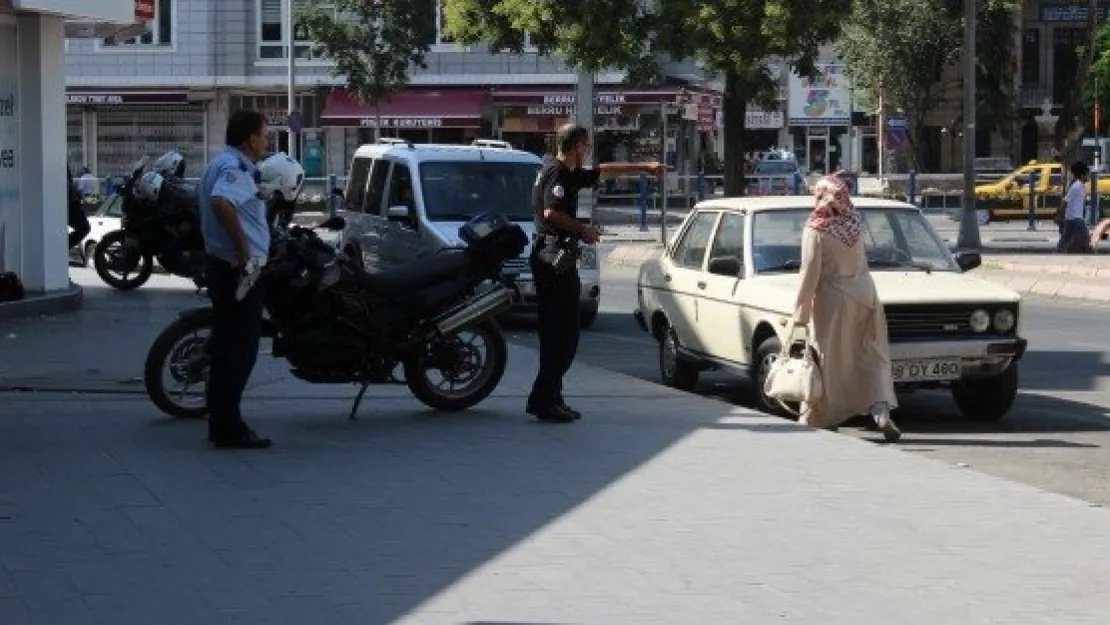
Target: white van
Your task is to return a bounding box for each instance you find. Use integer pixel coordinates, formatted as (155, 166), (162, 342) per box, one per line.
(337, 138), (602, 328)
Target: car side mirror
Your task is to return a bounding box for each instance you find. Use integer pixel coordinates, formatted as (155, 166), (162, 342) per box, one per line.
(708, 255), (743, 277)
(316, 215), (346, 231)
(955, 250), (981, 272)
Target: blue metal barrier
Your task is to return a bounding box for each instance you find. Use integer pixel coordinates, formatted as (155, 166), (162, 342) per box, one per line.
(638, 173), (649, 232)
(1027, 171), (1038, 230)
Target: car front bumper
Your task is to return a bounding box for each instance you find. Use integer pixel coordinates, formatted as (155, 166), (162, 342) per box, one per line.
(889, 337), (1027, 383)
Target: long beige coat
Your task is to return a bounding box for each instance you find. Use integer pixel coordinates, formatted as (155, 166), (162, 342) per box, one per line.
(793, 226), (897, 428)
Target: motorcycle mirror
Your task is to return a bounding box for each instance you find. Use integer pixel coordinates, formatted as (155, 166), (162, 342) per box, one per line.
(316, 216), (346, 231)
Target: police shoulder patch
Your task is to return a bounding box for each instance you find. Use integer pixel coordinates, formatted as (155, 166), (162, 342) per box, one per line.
(224, 169), (238, 184)
(551, 184), (565, 198)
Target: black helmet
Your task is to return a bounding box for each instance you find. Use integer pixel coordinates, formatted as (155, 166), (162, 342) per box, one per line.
(555, 123), (590, 154)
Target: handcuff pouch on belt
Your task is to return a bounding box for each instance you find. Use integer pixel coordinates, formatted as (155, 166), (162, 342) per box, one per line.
(533, 233), (580, 274)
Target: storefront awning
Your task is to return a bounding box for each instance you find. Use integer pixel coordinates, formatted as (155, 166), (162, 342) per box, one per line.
(489, 87), (722, 107)
(66, 90), (191, 105)
(320, 88), (486, 129)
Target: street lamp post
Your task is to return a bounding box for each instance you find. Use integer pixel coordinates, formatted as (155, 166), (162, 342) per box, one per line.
(957, 0), (982, 250)
(285, 0), (298, 161)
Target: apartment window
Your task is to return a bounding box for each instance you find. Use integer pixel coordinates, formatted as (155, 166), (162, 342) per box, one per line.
(259, 0), (334, 60)
(1022, 28), (1041, 85)
(102, 0), (173, 47)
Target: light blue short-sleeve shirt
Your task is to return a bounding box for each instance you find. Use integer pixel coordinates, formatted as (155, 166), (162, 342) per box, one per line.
(198, 147), (271, 263)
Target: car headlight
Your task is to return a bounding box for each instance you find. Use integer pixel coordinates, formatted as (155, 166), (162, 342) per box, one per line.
(578, 246), (598, 270)
(969, 309), (991, 332)
(993, 309), (1016, 333)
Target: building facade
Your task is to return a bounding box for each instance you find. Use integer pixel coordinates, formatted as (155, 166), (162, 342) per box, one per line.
(63, 0), (723, 182)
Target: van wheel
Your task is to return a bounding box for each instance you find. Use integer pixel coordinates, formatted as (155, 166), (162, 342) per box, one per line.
(659, 326), (698, 391)
(952, 364), (1019, 421)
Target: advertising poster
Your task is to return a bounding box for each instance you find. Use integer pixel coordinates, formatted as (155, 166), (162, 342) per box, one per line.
(0, 23), (19, 275)
(787, 61), (851, 126)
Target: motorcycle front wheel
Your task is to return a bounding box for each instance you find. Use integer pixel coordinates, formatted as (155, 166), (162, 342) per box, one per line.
(94, 230), (154, 290)
(403, 318), (508, 412)
(144, 314), (212, 419)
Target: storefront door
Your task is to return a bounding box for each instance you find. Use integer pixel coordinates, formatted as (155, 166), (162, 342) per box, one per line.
(807, 136), (828, 174)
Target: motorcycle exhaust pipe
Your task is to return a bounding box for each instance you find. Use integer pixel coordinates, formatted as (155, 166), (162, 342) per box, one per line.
(436, 286), (513, 336)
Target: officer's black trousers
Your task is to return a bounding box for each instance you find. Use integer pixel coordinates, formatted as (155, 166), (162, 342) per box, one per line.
(529, 254), (581, 407)
(205, 256), (264, 438)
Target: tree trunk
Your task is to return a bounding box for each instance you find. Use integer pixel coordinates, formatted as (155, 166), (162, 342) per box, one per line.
(722, 71), (748, 196)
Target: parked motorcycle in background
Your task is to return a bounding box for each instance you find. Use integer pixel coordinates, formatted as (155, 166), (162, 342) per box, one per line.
(93, 151), (208, 290)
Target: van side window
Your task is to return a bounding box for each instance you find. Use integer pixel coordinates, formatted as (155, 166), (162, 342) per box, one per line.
(387, 164), (415, 209)
(365, 160), (392, 216)
(344, 157), (373, 212)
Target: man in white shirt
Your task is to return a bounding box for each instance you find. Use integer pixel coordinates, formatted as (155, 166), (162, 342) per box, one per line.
(1058, 161), (1093, 254)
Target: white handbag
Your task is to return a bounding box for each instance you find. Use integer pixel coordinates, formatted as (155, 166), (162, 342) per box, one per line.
(763, 323), (823, 407)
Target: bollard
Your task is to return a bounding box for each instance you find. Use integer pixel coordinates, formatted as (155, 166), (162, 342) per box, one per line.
(1091, 171), (1101, 227)
(328, 173), (339, 217)
(908, 170), (917, 206)
(638, 173), (649, 232)
(792, 173), (802, 195)
(1027, 170), (1038, 231)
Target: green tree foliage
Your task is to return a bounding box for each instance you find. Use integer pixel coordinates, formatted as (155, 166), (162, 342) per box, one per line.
(299, 0), (436, 138)
(837, 0), (1017, 170)
(443, 0), (849, 195)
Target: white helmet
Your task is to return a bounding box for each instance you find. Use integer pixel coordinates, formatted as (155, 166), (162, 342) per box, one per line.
(151, 151), (186, 178)
(134, 171), (165, 202)
(257, 152), (305, 201)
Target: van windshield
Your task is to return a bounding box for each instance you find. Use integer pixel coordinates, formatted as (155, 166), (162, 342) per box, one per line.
(418, 161), (540, 222)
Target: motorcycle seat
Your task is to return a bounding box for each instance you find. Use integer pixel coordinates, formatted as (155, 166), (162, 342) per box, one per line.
(355, 249), (473, 294)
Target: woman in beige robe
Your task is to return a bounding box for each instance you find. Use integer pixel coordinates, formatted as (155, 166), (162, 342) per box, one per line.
(793, 174), (901, 442)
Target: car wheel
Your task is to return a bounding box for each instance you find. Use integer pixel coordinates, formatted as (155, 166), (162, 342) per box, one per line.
(753, 336), (801, 419)
(659, 325), (698, 391)
(951, 363), (1019, 421)
(83, 241), (96, 268)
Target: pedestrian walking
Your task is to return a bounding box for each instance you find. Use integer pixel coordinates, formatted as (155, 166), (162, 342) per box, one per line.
(196, 109), (273, 449)
(1057, 161), (1093, 254)
(793, 173), (901, 442)
(527, 122), (667, 423)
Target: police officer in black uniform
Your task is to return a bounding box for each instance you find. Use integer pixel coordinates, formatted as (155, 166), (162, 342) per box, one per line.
(527, 123), (667, 423)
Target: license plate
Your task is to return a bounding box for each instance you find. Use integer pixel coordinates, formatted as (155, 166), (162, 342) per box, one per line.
(892, 359), (962, 382)
(516, 282), (535, 297)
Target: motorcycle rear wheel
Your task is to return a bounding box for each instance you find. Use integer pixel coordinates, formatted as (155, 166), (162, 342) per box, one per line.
(403, 318), (508, 412)
(94, 230), (154, 290)
(144, 314), (212, 419)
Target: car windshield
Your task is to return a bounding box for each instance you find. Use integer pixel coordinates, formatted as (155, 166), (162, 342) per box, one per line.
(753, 160), (798, 175)
(418, 161), (540, 222)
(751, 207), (959, 273)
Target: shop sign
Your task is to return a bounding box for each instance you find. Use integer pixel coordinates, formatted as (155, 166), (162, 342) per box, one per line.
(746, 110), (784, 129)
(135, 0), (155, 20)
(524, 105), (624, 117)
(0, 23), (19, 276)
(66, 91), (190, 105)
(788, 61), (851, 126)
(359, 117), (445, 128)
(697, 106), (716, 132)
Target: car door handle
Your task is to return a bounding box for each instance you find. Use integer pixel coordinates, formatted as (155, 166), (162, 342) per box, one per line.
(697, 281), (707, 289)
(664, 274), (671, 282)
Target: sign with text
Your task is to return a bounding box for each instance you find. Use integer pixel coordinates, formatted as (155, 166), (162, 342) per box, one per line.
(524, 105), (624, 117)
(66, 91), (189, 105)
(746, 110), (784, 129)
(1040, 4), (1108, 22)
(134, 0), (154, 20)
(0, 23), (19, 275)
(788, 61), (851, 126)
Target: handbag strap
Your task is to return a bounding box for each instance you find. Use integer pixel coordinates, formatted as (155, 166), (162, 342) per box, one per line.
(780, 320), (815, 363)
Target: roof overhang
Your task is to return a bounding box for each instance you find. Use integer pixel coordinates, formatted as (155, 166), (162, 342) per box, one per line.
(10, 0), (149, 39)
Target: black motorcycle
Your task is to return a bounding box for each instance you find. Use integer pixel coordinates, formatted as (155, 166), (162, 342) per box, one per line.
(93, 160), (208, 290)
(143, 213), (528, 419)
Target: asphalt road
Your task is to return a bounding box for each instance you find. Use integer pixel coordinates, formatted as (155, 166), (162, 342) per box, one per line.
(506, 264), (1110, 508)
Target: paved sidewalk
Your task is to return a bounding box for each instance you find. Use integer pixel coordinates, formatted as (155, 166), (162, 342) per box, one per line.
(3, 281), (1110, 622)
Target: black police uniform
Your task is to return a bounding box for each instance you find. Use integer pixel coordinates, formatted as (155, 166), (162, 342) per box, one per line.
(528, 155), (600, 418)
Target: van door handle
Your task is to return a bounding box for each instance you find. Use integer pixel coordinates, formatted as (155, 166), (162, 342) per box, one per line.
(697, 281), (707, 289)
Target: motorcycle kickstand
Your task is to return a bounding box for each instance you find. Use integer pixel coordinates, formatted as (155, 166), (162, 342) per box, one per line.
(349, 382), (370, 420)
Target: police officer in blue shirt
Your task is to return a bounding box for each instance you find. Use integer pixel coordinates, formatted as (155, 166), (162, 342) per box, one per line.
(197, 109), (273, 449)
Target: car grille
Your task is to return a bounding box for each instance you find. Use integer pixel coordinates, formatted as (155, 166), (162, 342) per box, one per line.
(883, 303), (1016, 341)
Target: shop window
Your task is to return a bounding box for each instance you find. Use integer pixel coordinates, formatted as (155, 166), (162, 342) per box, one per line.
(95, 106), (206, 179)
(259, 0), (335, 60)
(67, 111), (85, 170)
(102, 0), (173, 47)
(1022, 28), (1041, 86)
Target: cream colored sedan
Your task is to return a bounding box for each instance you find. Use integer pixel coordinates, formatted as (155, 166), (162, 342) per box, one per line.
(633, 197), (1028, 421)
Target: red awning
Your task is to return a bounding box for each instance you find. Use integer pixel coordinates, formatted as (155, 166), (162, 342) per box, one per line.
(320, 88), (486, 129)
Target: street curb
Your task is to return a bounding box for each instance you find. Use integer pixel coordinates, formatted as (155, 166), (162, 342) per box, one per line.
(974, 268), (1110, 303)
